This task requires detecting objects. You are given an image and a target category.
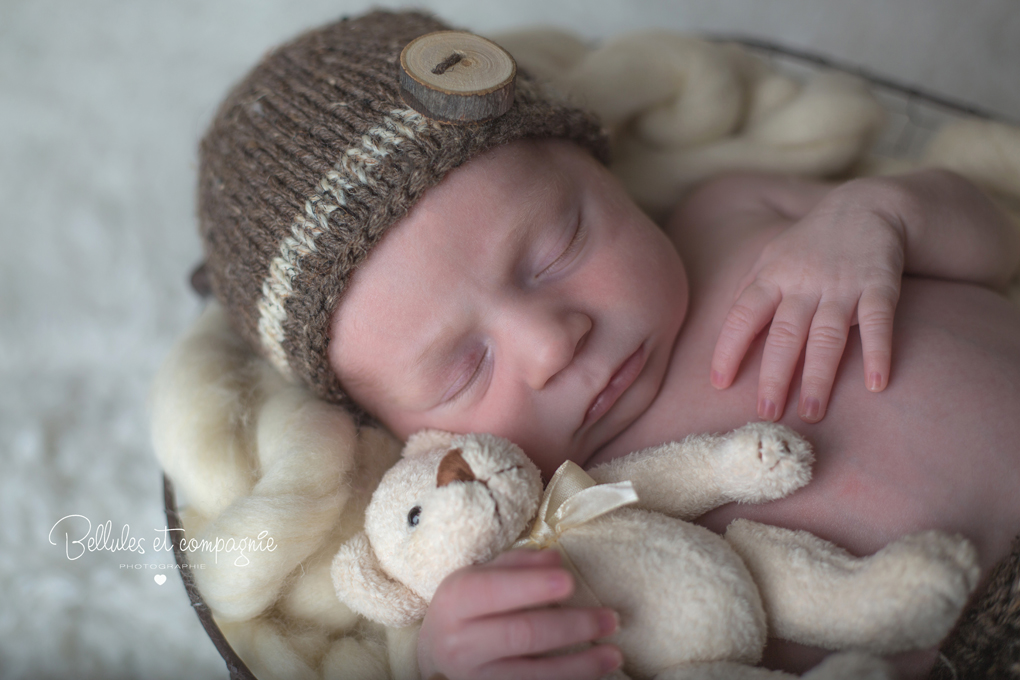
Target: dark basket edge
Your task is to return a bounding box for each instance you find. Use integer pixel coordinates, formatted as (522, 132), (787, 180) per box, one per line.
(163, 474), (258, 680)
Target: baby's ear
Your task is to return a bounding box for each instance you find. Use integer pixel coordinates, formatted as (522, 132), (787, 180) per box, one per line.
(331, 532), (427, 628)
(403, 429), (461, 458)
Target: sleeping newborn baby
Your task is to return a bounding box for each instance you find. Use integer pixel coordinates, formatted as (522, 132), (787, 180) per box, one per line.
(332, 139), (1020, 679)
(196, 10), (1020, 680)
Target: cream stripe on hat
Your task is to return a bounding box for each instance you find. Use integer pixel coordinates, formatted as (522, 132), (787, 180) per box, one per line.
(254, 108), (429, 376)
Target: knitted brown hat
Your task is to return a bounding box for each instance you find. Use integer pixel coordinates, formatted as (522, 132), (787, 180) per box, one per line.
(198, 10), (608, 414)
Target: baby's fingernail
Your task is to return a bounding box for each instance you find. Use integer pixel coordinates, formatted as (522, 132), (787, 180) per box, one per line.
(758, 398), (777, 421)
(597, 610), (619, 637)
(801, 397), (820, 421)
(599, 646), (623, 673)
(548, 571), (571, 595)
(868, 372), (883, 391)
(711, 370), (725, 388)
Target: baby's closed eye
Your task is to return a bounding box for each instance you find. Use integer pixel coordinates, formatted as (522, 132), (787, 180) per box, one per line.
(536, 207), (586, 279)
(440, 345), (492, 404)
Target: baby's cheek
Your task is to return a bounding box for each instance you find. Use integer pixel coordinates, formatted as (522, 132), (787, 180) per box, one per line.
(372, 406), (428, 442)
(627, 230), (687, 319)
(417, 401), (533, 458)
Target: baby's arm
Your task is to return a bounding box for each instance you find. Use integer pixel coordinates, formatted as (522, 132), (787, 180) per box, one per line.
(418, 549), (621, 680)
(706, 170), (1020, 423)
(587, 422), (812, 520)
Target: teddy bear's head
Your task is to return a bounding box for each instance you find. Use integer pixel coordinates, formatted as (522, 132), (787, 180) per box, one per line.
(332, 430), (543, 627)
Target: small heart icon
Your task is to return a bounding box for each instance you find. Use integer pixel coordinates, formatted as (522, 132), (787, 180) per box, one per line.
(154, 574), (167, 585)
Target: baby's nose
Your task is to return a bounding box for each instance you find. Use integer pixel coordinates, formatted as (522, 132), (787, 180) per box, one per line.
(521, 310), (592, 390)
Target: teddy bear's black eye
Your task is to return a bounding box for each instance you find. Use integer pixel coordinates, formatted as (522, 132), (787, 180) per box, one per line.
(407, 506), (422, 527)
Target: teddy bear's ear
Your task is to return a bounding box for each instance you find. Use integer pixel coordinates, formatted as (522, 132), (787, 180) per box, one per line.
(331, 532), (428, 628)
(402, 429), (461, 458)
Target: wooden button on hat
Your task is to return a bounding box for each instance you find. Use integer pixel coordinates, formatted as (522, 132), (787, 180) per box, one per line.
(399, 31), (517, 122)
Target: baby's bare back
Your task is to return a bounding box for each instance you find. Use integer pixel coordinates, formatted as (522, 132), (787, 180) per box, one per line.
(590, 202), (1020, 583)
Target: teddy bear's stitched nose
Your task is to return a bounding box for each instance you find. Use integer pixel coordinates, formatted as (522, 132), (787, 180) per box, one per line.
(437, 448), (476, 487)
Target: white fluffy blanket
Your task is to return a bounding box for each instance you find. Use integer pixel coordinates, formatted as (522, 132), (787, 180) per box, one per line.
(150, 31), (1020, 680)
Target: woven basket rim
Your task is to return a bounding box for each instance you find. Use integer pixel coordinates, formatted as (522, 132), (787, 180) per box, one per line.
(163, 475), (256, 680)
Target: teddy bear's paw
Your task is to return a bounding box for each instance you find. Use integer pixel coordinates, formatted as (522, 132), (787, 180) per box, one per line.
(884, 532), (979, 614)
(834, 531), (979, 653)
(720, 422), (813, 503)
(876, 531), (980, 599)
(909, 531), (981, 594)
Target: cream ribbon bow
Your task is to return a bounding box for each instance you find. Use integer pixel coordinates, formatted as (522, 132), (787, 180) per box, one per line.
(512, 461), (639, 607)
(513, 461), (639, 550)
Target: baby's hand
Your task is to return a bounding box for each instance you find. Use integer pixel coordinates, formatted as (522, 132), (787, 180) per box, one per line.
(710, 179), (906, 423)
(417, 549), (622, 680)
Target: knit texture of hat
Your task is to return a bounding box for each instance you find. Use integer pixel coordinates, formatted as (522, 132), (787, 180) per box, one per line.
(198, 10), (608, 414)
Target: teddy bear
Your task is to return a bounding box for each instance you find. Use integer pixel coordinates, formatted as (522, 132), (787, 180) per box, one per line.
(331, 423), (979, 679)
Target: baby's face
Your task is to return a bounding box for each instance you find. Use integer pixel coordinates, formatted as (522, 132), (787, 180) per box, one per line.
(329, 139), (688, 477)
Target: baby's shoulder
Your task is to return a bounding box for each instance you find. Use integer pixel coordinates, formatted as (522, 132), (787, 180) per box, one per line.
(664, 173), (799, 281)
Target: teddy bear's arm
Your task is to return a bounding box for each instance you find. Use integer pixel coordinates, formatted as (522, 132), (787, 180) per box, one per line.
(587, 422), (812, 520)
(331, 532), (429, 629)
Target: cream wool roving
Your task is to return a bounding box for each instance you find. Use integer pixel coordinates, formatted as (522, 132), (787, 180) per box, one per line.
(493, 30), (887, 219)
(153, 305), (360, 622)
(152, 19), (1020, 680)
(154, 305), (412, 679)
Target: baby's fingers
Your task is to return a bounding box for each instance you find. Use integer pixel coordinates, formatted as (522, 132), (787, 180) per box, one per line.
(857, 285), (899, 392)
(479, 644), (622, 680)
(757, 293), (817, 421)
(711, 281), (781, 389)
(454, 608), (618, 674)
(483, 548), (561, 570)
(797, 298), (855, 423)
(441, 563), (574, 621)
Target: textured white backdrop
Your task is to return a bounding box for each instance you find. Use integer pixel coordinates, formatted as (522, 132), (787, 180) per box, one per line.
(1, 1), (1017, 678)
